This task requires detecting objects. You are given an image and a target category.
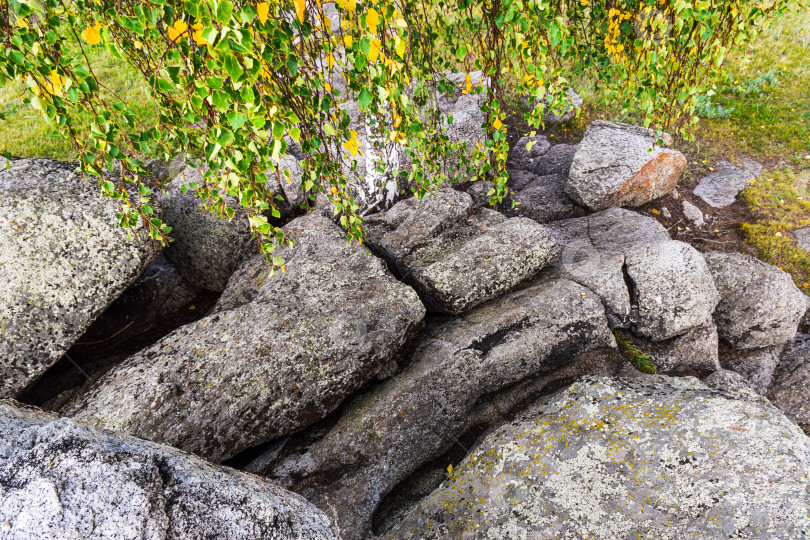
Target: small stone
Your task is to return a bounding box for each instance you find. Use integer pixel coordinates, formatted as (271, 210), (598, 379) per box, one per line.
(682, 200), (705, 227)
(661, 207), (671, 219)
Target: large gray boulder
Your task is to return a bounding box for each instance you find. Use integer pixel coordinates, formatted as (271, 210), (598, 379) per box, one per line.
(546, 208), (717, 339)
(0, 399), (339, 540)
(62, 214), (425, 462)
(693, 158), (762, 208)
(267, 277), (616, 540)
(364, 190), (559, 314)
(385, 376), (810, 539)
(0, 159), (161, 398)
(503, 170), (586, 223)
(566, 121), (686, 211)
(704, 251), (809, 349)
(162, 166), (257, 291)
(768, 330), (810, 432)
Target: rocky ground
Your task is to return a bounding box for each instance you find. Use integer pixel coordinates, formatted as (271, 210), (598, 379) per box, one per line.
(1, 97), (809, 539)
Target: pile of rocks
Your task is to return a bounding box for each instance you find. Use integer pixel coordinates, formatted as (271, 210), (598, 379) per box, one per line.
(1, 112), (808, 540)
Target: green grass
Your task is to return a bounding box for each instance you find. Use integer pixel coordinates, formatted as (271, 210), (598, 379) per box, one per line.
(741, 170), (810, 292)
(0, 46), (158, 160)
(613, 330), (658, 374)
(694, 7), (810, 165)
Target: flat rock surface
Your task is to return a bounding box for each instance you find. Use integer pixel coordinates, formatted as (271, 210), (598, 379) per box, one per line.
(704, 251), (809, 349)
(693, 159), (761, 208)
(364, 191), (559, 313)
(566, 121), (686, 211)
(631, 322), (720, 375)
(0, 399), (339, 540)
(384, 376), (810, 539)
(0, 159), (160, 398)
(270, 278), (616, 540)
(62, 214), (425, 462)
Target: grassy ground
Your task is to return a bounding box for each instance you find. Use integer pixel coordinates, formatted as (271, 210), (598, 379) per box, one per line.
(0, 47), (157, 160)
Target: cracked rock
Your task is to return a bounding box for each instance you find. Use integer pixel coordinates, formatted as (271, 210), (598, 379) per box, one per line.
(0, 399), (339, 540)
(0, 159), (161, 398)
(267, 278), (616, 540)
(384, 376), (810, 539)
(546, 208), (716, 339)
(62, 214), (425, 462)
(565, 121), (686, 211)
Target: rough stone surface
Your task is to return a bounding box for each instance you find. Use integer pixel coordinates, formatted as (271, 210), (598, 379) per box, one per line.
(566, 121), (686, 211)
(0, 399), (339, 540)
(535, 143), (577, 177)
(693, 159), (762, 208)
(62, 214), (425, 462)
(364, 191), (559, 313)
(370, 348), (635, 536)
(624, 240), (719, 340)
(795, 227), (810, 251)
(384, 376), (810, 540)
(0, 159), (161, 398)
(269, 278), (616, 540)
(506, 136), (551, 171)
(682, 199), (705, 227)
(503, 170), (586, 224)
(704, 251), (809, 349)
(720, 345), (784, 395)
(162, 166), (257, 291)
(632, 322), (721, 375)
(769, 330), (810, 432)
(545, 208), (715, 339)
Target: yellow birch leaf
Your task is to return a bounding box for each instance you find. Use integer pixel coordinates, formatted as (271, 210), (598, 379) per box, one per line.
(294, 0), (305, 22)
(191, 22), (208, 45)
(343, 35), (353, 47)
(463, 73), (472, 94)
(257, 2), (270, 24)
(394, 35), (406, 57)
(493, 117), (503, 130)
(167, 20), (188, 43)
(81, 22), (102, 45)
(369, 38), (381, 62)
(335, 0), (356, 12)
(367, 8), (379, 34)
(343, 130), (360, 157)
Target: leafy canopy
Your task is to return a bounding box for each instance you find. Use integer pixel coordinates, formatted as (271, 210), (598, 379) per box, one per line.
(0, 0), (791, 269)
